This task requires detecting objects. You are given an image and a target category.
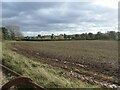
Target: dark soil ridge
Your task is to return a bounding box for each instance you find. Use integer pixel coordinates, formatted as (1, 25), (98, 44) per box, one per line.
(11, 44), (119, 88)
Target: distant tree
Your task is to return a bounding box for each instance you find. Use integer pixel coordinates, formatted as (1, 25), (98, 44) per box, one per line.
(25, 36), (29, 39)
(64, 34), (67, 40)
(107, 31), (116, 40)
(51, 34), (55, 39)
(67, 35), (72, 40)
(37, 34), (41, 39)
(15, 30), (23, 38)
(101, 33), (110, 40)
(87, 33), (94, 40)
(6, 25), (23, 40)
(94, 32), (114, 40)
(80, 33), (87, 40)
(71, 36), (75, 40)
(2, 27), (10, 40)
(75, 34), (80, 40)
(94, 32), (102, 40)
(117, 32), (120, 40)
(38, 34), (41, 37)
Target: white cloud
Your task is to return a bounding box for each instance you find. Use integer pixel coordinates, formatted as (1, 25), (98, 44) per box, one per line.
(93, 0), (119, 9)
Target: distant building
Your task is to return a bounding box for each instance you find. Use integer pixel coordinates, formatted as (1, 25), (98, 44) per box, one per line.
(41, 35), (51, 39)
(55, 34), (64, 39)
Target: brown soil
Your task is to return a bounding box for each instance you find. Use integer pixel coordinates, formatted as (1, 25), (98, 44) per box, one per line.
(10, 42), (118, 85)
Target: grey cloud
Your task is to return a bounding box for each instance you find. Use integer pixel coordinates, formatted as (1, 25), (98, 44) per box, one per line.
(2, 2), (117, 35)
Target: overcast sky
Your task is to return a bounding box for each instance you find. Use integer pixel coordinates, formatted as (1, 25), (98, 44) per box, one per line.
(2, 0), (119, 36)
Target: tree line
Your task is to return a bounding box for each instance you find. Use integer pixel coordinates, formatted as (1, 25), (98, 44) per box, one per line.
(27, 31), (120, 41)
(65, 31), (119, 40)
(1, 25), (120, 41)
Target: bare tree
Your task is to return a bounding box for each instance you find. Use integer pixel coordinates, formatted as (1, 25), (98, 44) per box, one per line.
(6, 25), (23, 40)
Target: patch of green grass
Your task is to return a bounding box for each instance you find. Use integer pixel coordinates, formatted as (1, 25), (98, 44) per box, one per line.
(2, 41), (100, 88)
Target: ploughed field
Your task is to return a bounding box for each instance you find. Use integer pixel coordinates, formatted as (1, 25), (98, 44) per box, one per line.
(11, 41), (118, 83)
